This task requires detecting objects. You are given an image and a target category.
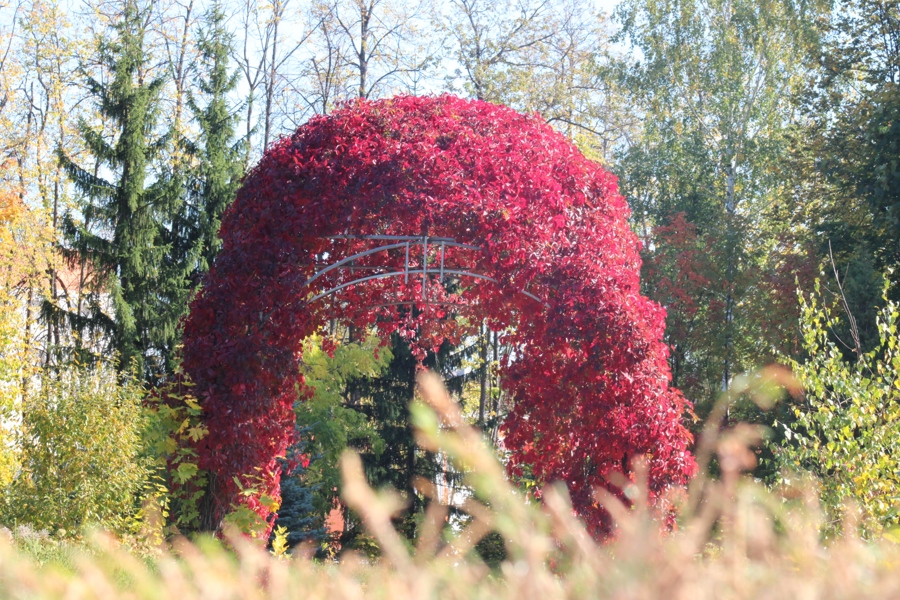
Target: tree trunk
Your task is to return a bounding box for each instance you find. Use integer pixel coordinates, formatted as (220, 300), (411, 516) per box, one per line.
(722, 158), (737, 392)
(358, 4), (369, 98)
(478, 323), (487, 428)
(197, 472), (225, 532)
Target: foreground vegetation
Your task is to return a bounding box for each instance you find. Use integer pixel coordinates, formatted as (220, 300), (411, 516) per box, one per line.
(1, 373), (899, 599)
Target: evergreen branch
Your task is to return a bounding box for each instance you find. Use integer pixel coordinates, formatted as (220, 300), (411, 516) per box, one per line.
(57, 149), (115, 199)
(79, 124), (117, 164)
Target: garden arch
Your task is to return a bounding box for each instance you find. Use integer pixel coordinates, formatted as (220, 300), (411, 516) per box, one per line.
(179, 95), (695, 535)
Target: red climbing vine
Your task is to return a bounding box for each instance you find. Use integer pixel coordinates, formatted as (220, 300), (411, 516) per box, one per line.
(178, 94), (696, 537)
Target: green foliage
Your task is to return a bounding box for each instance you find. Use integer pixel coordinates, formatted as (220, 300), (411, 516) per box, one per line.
(614, 0), (828, 411)
(294, 332), (392, 517)
(614, 0), (822, 228)
(223, 499), (270, 539)
(811, 1), (900, 279)
(773, 280), (900, 535)
(784, 1), (899, 347)
(156, 0), (246, 374)
(0, 197), (56, 487)
(144, 372), (209, 533)
(0, 362), (150, 536)
(271, 421), (325, 549)
(293, 329), (466, 547)
(353, 335), (463, 541)
(185, 1), (244, 274)
(4, 524), (80, 570)
(474, 530), (507, 569)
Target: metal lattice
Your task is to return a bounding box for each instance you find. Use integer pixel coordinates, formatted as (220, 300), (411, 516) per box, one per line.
(304, 235), (542, 306)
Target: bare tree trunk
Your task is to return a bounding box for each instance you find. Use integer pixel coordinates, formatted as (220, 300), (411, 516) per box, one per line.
(244, 92), (255, 165)
(237, 0), (264, 163)
(358, 1), (369, 98)
(478, 323), (487, 428)
(197, 472), (225, 532)
(722, 158), (737, 392)
(263, 1), (282, 148)
(23, 288), (33, 402)
(171, 0), (195, 136)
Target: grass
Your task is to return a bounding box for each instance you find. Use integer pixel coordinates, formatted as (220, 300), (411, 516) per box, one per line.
(1, 371), (899, 599)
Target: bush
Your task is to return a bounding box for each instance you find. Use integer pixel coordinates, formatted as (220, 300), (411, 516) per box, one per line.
(772, 281), (900, 535)
(0, 362), (151, 536)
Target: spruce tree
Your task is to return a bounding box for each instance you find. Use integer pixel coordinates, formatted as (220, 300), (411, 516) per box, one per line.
(60, 0), (166, 376)
(157, 1), (244, 372)
(186, 2), (244, 276)
(272, 426), (324, 549)
(353, 335), (461, 542)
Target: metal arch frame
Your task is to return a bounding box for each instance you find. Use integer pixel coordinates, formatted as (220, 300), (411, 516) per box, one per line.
(304, 235), (544, 306)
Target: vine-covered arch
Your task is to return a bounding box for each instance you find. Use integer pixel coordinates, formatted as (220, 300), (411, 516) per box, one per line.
(180, 95), (695, 535)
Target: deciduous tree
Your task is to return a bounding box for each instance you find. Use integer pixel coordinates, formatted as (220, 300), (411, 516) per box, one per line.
(773, 281), (900, 536)
(441, 0), (630, 160)
(795, 0), (900, 331)
(614, 0), (826, 406)
(0, 361), (150, 535)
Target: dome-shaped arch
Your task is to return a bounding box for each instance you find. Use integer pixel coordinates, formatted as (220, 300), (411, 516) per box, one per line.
(179, 95), (695, 535)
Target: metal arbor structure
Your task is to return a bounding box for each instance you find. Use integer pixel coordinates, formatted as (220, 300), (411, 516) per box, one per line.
(178, 95), (695, 536)
(305, 234), (543, 306)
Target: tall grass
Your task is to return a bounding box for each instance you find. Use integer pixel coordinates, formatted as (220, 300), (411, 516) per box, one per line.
(1, 371), (899, 599)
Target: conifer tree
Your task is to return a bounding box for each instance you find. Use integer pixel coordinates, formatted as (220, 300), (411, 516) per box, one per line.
(158, 1), (244, 371)
(272, 426), (324, 549)
(352, 335), (460, 542)
(60, 0), (166, 376)
(186, 2), (244, 275)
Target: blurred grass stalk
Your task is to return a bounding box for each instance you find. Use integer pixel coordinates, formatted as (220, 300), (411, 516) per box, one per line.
(1, 370), (900, 599)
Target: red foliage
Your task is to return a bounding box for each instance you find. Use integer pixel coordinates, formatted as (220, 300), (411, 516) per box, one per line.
(642, 214), (819, 400)
(178, 95), (696, 537)
(640, 213), (725, 393)
(750, 233), (819, 359)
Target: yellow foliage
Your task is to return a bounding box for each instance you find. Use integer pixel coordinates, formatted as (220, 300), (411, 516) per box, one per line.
(0, 189), (23, 224)
(0, 184), (57, 486)
(0, 361), (150, 534)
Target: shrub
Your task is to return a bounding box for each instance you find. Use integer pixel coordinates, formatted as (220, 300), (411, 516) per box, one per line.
(772, 281), (900, 535)
(0, 362), (151, 536)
